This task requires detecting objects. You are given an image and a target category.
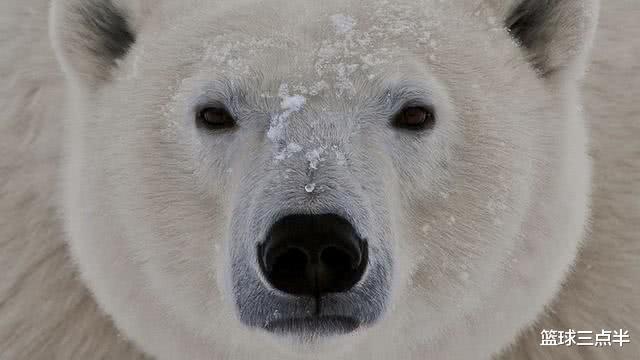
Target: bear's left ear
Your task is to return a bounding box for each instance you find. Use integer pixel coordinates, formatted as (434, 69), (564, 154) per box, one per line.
(50, 0), (143, 86)
(504, 0), (600, 79)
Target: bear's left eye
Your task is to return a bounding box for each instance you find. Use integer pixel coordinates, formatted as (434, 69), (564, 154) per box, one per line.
(392, 106), (436, 130)
(196, 107), (236, 130)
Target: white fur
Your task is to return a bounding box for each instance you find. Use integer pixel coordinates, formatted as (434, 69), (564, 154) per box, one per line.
(1, 1), (638, 359)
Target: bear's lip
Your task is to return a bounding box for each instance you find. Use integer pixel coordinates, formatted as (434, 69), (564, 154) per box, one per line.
(263, 315), (360, 335)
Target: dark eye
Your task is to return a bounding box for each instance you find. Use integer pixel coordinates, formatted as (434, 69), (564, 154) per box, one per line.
(196, 107), (236, 130)
(392, 106), (436, 130)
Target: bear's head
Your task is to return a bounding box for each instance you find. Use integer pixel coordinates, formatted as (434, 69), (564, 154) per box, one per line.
(50, 0), (598, 358)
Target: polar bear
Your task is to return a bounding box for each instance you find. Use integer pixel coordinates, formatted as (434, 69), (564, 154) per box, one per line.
(0, 0), (638, 359)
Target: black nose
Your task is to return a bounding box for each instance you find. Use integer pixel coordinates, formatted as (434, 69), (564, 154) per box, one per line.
(258, 214), (368, 297)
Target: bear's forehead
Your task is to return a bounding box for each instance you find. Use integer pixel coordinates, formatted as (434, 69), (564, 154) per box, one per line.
(188, 0), (501, 97)
(149, 0), (516, 109)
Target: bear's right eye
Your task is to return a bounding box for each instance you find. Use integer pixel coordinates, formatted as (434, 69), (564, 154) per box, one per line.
(196, 107), (236, 130)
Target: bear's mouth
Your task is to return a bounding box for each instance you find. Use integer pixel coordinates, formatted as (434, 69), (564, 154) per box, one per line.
(264, 315), (360, 335)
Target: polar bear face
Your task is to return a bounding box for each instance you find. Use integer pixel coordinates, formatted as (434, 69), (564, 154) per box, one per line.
(51, 0), (598, 358)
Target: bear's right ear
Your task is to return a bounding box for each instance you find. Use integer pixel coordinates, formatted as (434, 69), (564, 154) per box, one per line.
(50, 0), (139, 86)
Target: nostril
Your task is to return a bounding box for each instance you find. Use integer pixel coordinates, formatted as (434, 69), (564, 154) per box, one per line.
(259, 244), (313, 296)
(320, 245), (358, 270)
(272, 247), (308, 274)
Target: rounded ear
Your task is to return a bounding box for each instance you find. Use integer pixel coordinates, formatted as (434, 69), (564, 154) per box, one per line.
(50, 0), (141, 86)
(503, 0), (600, 79)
